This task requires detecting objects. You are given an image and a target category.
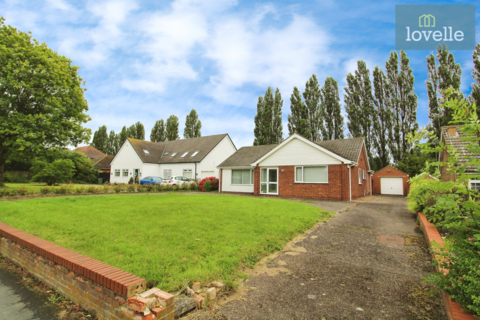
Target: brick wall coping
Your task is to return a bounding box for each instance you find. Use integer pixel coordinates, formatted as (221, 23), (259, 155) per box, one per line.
(0, 221), (145, 297)
(417, 213), (478, 320)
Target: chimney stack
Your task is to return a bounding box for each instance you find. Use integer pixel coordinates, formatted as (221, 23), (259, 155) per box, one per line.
(448, 126), (457, 136)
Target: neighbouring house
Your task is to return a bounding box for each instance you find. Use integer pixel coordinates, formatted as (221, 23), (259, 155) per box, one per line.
(372, 165), (409, 196)
(74, 146), (113, 182)
(110, 134), (236, 183)
(74, 146), (106, 160)
(440, 125), (480, 189)
(218, 134), (372, 201)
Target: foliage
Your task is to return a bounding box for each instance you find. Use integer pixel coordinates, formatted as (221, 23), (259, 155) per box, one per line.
(321, 77), (344, 140)
(150, 119), (166, 142)
(288, 87), (308, 137)
(128, 176), (134, 184)
(199, 177), (219, 192)
(303, 74), (324, 141)
(372, 65), (392, 169)
(184, 109), (202, 139)
(395, 147), (435, 177)
(408, 88), (480, 316)
(0, 18), (91, 186)
(106, 130), (120, 155)
(203, 180), (212, 192)
(254, 87), (283, 145)
(92, 125), (108, 154)
(165, 115), (180, 141)
(32, 159), (75, 185)
(472, 43), (480, 119)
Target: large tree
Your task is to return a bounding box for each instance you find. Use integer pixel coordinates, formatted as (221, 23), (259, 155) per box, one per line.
(92, 125), (108, 154)
(471, 43), (480, 117)
(287, 87), (309, 137)
(106, 130), (120, 155)
(344, 60), (376, 159)
(118, 126), (128, 146)
(372, 66), (391, 170)
(135, 121), (145, 140)
(165, 115), (180, 141)
(253, 87), (283, 145)
(321, 77), (344, 140)
(0, 18), (91, 186)
(385, 50), (418, 164)
(184, 109), (202, 139)
(150, 119), (166, 142)
(303, 74), (324, 141)
(426, 45), (462, 138)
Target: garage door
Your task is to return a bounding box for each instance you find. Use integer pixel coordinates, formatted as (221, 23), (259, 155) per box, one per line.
(201, 171), (215, 179)
(380, 177), (403, 195)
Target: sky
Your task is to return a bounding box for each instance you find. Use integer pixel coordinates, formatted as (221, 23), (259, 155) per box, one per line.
(2, 0), (479, 149)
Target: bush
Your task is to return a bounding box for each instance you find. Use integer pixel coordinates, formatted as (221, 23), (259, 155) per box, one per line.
(87, 186), (101, 194)
(40, 187), (51, 195)
(407, 176), (457, 216)
(31, 159), (75, 185)
(146, 184), (156, 192)
(137, 185), (147, 193)
(127, 184), (136, 193)
(113, 184), (124, 193)
(203, 180), (212, 192)
(199, 177), (219, 192)
(16, 186), (29, 196)
(128, 177), (134, 184)
(74, 186), (86, 194)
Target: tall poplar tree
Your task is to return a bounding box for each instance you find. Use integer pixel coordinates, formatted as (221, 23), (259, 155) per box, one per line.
(135, 122), (145, 140)
(119, 126), (128, 145)
(303, 74), (324, 141)
(150, 119), (166, 142)
(385, 50), (418, 163)
(426, 45), (462, 138)
(106, 130), (116, 155)
(184, 109), (202, 139)
(471, 43), (480, 117)
(253, 87), (283, 145)
(372, 66), (391, 170)
(165, 115), (180, 141)
(92, 125), (108, 153)
(344, 60), (376, 159)
(127, 124), (136, 139)
(321, 77), (344, 140)
(287, 87), (308, 137)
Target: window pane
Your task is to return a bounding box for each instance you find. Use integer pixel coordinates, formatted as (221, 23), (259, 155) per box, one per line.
(261, 183), (267, 193)
(164, 170), (172, 179)
(268, 183), (277, 193)
(183, 170), (192, 178)
(268, 169), (277, 182)
(304, 167), (327, 183)
(296, 167), (303, 182)
(261, 169), (267, 182)
(241, 170), (250, 184)
(232, 170), (242, 184)
(251, 170), (254, 184)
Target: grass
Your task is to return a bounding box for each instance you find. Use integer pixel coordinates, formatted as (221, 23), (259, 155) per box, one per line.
(0, 194), (331, 291)
(3, 183), (97, 193)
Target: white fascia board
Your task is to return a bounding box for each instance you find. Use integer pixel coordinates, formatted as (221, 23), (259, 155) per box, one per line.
(217, 166), (255, 169)
(251, 134), (353, 166)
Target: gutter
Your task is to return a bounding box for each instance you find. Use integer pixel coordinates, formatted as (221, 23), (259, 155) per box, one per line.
(348, 165), (352, 201)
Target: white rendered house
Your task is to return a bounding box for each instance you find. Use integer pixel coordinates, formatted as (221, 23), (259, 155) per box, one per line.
(110, 134), (236, 183)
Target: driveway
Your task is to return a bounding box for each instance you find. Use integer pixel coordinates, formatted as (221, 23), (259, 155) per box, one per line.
(190, 196), (447, 320)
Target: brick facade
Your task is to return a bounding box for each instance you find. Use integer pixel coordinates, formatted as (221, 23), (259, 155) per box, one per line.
(372, 165), (409, 196)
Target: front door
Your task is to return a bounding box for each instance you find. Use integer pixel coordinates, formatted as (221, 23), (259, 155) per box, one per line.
(134, 169), (139, 182)
(260, 168), (278, 195)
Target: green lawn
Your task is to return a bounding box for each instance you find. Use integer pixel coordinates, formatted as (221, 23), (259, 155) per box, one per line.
(0, 194), (331, 291)
(3, 183), (97, 193)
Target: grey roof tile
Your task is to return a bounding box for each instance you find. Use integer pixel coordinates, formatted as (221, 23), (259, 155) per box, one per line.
(441, 126), (480, 172)
(218, 144), (278, 167)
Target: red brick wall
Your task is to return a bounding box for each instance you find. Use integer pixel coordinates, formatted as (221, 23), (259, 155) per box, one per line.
(372, 165), (409, 196)
(351, 146), (371, 199)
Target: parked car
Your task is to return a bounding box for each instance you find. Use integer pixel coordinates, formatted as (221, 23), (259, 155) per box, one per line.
(163, 176), (195, 186)
(139, 176), (163, 185)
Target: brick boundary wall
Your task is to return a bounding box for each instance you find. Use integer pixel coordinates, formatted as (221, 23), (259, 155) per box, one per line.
(0, 221), (175, 320)
(417, 213), (478, 320)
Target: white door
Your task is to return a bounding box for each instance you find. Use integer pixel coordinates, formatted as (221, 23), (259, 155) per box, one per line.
(201, 171), (215, 179)
(260, 168), (278, 195)
(380, 177), (403, 195)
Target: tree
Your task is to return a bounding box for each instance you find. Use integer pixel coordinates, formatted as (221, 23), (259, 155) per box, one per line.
(119, 126), (128, 145)
(32, 159), (76, 185)
(372, 66), (391, 171)
(106, 130), (118, 155)
(253, 87), (283, 145)
(165, 115), (180, 141)
(321, 77), (344, 140)
(135, 121), (145, 140)
(288, 87), (309, 137)
(344, 60), (376, 159)
(395, 147), (435, 177)
(150, 119), (166, 142)
(92, 125), (108, 153)
(184, 109), (202, 139)
(303, 74), (324, 141)
(0, 18), (91, 186)
(471, 43), (480, 118)
(426, 44), (462, 138)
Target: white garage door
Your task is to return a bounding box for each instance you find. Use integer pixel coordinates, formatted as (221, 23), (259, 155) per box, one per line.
(380, 177), (403, 195)
(201, 171), (215, 179)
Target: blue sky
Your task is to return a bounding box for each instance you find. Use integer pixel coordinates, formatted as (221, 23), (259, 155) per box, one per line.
(2, 0), (479, 148)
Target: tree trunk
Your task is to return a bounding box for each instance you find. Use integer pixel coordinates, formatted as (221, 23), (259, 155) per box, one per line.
(0, 160), (5, 187)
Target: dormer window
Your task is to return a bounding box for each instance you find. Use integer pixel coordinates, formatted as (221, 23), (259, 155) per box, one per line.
(181, 152), (189, 158)
(143, 149), (150, 155)
(170, 152), (177, 157)
(191, 150), (199, 157)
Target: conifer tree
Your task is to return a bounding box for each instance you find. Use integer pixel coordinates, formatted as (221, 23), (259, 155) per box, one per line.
(272, 88), (283, 143)
(119, 126), (128, 145)
(106, 130), (116, 155)
(303, 74), (324, 141)
(165, 115), (180, 141)
(321, 77), (344, 140)
(135, 122), (145, 140)
(150, 120), (166, 142)
(127, 124), (136, 139)
(471, 43), (480, 117)
(253, 87), (283, 145)
(372, 66), (391, 170)
(344, 60), (376, 159)
(426, 44), (462, 138)
(91, 125), (108, 153)
(287, 87), (308, 137)
(184, 109), (202, 139)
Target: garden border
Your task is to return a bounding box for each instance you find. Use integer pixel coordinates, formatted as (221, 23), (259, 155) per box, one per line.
(418, 213), (478, 320)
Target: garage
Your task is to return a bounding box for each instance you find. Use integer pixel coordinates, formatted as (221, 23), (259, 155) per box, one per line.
(372, 165), (409, 196)
(380, 177), (403, 195)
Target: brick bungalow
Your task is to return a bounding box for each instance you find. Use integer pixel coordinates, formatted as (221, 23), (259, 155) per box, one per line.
(218, 134), (372, 201)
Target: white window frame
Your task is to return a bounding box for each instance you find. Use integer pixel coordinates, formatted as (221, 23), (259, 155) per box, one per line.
(260, 168), (279, 195)
(164, 169), (173, 179)
(358, 168), (362, 185)
(469, 180), (480, 190)
(191, 151), (199, 157)
(143, 149), (150, 155)
(181, 152), (189, 158)
(122, 169), (129, 177)
(363, 170), (366, 180)
(183, 169), (193, 178)
(114, 169), (120, 177)
(295, 166), (329, 184)
(231, 169), (254, 185)
(170, 152), (177, 157)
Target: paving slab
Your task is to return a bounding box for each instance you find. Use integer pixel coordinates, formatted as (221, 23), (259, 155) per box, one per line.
(190, 196), (447, 320)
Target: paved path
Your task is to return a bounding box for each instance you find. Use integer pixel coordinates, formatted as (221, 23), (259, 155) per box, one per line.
(191, 196), (447, 320)
(0, 267), (59, 320)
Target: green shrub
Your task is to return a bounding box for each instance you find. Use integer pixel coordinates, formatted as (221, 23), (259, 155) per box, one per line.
(87, 186), (100, 194)
(137, 185), (147, 193)
(163, 184), (173, 192)
(407, 176), (457, 215)
(16, 186), (29, 196)
(146, 184), (156, 192)
(74, 186), (86, 194)
(127, 184), (136, 193)
(203, 180), (212, 192)
(113, 184), (124, 193)
(40, 187), (51, 195)
(0, 188), (5, 197)
(129, 177), (134, 184)
(102, 185), (111, 194)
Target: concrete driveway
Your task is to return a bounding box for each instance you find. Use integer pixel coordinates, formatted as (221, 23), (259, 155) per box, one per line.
(191, 196), (447, 320)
